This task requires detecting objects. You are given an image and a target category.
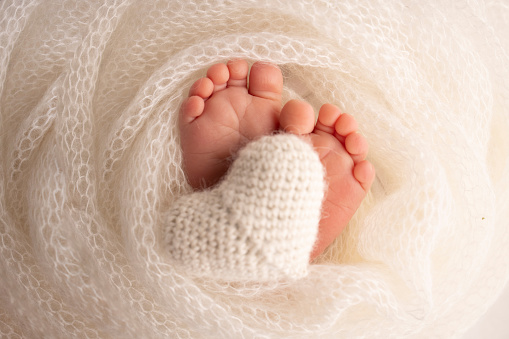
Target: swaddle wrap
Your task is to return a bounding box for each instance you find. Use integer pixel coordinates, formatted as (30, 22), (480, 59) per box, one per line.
(1, 0), (509, 338)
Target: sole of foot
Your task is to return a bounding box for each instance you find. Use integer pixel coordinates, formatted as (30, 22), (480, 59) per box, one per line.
(279, 99), (376, 260)
(179, 59), (284, 189)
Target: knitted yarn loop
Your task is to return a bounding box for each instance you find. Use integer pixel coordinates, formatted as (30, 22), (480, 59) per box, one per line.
(1, 0), (508, 338)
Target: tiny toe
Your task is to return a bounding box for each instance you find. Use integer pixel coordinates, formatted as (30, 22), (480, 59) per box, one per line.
(353, 160), (376, 192)
(207, 63), (229, 91)
(279, 99), (315, 135)
(248, 61), (283, 101)
(180, 96), (204, 124)
(315, 103), (342, 134)
(227, 59), (249, 87)
(189, 77), (214, 98)
(335, 113), (358, 137)
(345, 132), (369, 163)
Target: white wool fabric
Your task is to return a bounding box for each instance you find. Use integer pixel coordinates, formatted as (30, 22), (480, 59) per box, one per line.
(1, 0), (509, 338)
(165, 134), (324, 281)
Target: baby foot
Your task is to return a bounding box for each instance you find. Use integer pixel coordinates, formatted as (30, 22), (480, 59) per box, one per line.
(179, 59), (283, 189)
(280, 100), (376, 260)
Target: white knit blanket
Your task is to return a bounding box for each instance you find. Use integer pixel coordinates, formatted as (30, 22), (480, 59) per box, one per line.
(1, 1), (509, 338)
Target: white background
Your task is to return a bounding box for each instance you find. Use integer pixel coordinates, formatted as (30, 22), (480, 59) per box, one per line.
(463, 281), (509, 339)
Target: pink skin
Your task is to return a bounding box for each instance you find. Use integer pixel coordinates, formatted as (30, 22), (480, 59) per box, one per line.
(180, 59), (375, 260)
(279, 100), (375, 260)
(179, 59), (283, 189)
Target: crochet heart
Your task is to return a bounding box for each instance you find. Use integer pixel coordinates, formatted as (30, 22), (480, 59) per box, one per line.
(164, 133), (325, 281)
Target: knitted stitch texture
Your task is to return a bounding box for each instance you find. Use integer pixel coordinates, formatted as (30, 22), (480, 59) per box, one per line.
(164, 134), (325, 281)
(1, 1), (509, 338)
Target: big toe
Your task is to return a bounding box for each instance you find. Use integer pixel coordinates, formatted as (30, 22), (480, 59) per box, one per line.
(279, 100), (316, 135)
(248, 61), (283, 102)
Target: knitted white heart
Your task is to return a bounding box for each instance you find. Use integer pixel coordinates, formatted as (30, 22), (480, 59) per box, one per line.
(164, 133), (325, 281)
